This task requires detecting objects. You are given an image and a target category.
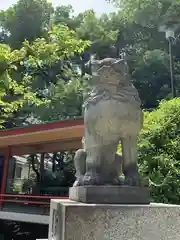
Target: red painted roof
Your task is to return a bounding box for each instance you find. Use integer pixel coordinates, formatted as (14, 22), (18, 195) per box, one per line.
(0, 119), (84, 137)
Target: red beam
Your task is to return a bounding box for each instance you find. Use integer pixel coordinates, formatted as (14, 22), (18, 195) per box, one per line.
(0, 194), (69, 206)
(0, 194), (68, 199)
(2, 199), (49, 205)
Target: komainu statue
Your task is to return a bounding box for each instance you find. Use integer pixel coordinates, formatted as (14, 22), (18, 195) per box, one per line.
(73, 58), (143, 187)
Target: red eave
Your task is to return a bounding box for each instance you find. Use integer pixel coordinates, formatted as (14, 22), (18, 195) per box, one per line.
(0, 119), (84, 152)
(0, 119), (84, 137)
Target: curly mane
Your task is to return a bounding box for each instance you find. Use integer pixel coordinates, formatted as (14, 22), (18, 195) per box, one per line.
(83, 58), (141, 109)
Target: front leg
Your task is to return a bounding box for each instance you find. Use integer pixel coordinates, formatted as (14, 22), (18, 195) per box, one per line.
(83, 146), (106, 185)
(83, 142), (123, 185)
(108, 153), (124, 185)
(122, 136), (141, 186)
(73, 149), (86, 186)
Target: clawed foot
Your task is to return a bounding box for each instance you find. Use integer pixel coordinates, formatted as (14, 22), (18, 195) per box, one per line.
(73, 172), (106, 186)
(73, 176), (84, 186)
(111, 176), (125, 186)
(124, 174), (142, 186)
(124, 164), (142, 187)
(74, 174), (125, 186)
(83, 172), (105, 185)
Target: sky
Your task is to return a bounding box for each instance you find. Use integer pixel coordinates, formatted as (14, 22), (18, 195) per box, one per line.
(0, 0), (116, 15)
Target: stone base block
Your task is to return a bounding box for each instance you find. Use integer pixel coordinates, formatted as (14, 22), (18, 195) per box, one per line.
(48, 200), (180, 240)
(69, 186), (150, 204)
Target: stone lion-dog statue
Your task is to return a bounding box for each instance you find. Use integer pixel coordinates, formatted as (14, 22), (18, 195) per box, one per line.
(73, 58), (143, 187)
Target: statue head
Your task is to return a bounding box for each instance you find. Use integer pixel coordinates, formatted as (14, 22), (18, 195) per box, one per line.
(90, 58), (130, 86)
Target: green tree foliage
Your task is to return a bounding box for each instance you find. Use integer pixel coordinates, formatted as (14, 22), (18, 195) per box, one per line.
(0, 43), (44, 128)
(105, 0), (180, 107)
(0, 0), (53, 48)
(53, 5), (81, 30)
(1, 0), (180, 110)
(37, 77), (85, 122)
(25, 24), (90, 122)
(138, 98), (180, 204)
(76, 10), (118, 58)
(111, 0), (180, 26)
(0, 24), (90, 127)
(132, 49), (171, 107)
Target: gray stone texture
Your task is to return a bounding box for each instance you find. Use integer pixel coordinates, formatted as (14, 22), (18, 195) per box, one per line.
(48, 199), (180, 240)
(73, 58), (145, 188)
(69, 186), (150, 204)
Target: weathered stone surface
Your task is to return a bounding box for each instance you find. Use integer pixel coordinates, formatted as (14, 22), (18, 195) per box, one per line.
(73, 58), (145, 188)
(48, 199), (180, 240)
(69, 186), (150, 204)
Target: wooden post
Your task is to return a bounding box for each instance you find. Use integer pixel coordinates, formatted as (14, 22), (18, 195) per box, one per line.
(0, 147), (10, 209)
(40, 153), (45, 181)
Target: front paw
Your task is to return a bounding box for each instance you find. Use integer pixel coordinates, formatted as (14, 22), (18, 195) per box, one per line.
(73, 177), (84, 187)
(83, 172), (105, 185)
(124, 175), (142, 186)
(123, 164), (142, 187)
(112, 176), (125, 185)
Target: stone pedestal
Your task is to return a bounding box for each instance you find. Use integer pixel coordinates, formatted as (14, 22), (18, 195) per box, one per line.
(69, 186), (150, 204)
(48, 199), (180, 240)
